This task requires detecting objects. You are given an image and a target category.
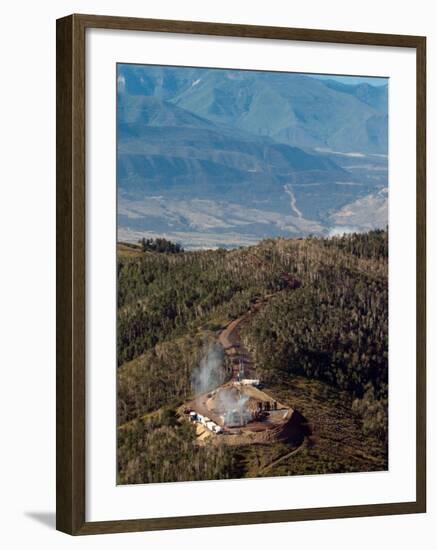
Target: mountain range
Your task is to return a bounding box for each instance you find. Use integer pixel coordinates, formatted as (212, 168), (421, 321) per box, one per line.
(117, 65), (388, 249)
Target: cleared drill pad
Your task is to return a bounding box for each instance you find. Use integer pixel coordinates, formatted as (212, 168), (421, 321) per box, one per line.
(182, 381), (307, 447)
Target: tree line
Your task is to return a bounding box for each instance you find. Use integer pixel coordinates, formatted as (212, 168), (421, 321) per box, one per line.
(139, 237), (184, 254)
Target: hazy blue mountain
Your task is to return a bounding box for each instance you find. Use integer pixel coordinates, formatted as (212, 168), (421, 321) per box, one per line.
(322, 80), (388, 110)
(118, 65), (200, 100)
(174, 71), (387, 155)
(117, 96), (362, 215)
(118, 66), (388, 155)
(117, 65), (388, 248)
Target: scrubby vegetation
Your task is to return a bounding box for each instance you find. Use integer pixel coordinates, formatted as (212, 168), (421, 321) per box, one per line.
(242, 267), (388, 399)
(117, 230), (388, 483)
(118, 332), (216, 425)
(117, 247), (283, 365)
(118, 410), (241, 484)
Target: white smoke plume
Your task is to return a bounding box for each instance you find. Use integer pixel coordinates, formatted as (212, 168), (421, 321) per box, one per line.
(218, 388), (252, 425)
(191, 343), (225, 395)
(219, 388), (249, 413)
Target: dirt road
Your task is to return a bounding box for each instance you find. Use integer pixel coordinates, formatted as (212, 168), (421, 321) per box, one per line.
(218, 307), (259, 380)
(218, 257), (300, 382)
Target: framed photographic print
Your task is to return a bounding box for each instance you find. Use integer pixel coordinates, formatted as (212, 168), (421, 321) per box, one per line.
(56, 14), (426, 535)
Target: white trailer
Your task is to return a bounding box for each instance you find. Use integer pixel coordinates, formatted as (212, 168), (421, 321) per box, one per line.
(189, 412), (223, 434)
(200, 416), (211, 427)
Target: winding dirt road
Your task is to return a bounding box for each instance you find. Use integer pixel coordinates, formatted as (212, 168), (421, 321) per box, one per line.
(218, 255), (301, 381)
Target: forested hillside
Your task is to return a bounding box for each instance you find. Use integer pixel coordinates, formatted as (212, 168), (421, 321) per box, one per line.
(117, 230), (388, 484)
